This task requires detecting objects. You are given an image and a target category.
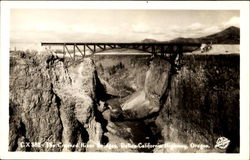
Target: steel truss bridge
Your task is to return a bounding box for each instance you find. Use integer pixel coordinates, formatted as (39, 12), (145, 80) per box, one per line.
(41, 42), (201, 65)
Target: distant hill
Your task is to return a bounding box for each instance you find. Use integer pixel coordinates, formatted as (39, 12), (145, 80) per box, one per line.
(141, 38), (159, 43)
(199, 26), (240, 44)
(168, 37), (201, 44)
(169, 26), (240, 44)
(143, 26), (240, 44)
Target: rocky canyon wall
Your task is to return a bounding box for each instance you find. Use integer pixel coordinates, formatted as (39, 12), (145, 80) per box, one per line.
(9, 54), (104, 152)
(9, 52), (239, 153)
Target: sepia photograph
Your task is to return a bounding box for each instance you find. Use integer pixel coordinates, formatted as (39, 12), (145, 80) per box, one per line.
(0, 1), (249, 160)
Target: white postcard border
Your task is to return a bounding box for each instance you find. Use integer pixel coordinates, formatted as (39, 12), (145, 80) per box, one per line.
(0, 1), (249, 160)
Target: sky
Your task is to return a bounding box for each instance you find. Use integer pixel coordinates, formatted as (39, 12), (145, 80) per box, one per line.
(10, 9), (240, 50)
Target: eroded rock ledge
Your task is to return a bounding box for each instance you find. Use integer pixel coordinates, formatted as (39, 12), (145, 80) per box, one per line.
(9, 55), (104, 151)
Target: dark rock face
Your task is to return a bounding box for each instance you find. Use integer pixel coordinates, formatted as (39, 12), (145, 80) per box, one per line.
(9, 54), (103, 152)
(9, 55), (63, 151)
(155, 55), (239, 153)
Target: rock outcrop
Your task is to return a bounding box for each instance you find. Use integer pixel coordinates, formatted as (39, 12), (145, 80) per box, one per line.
(155, 55), (239, 153)
(121, 57), (172, 119)
(9, 54), (104, 151)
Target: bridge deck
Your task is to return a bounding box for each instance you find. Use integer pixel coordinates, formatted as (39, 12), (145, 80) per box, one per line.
(41, 42), (201, 61)
(41, 42), (201, 45)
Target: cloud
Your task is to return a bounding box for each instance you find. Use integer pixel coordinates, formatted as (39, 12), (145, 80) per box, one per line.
(167, 23), (204, 38)
(129, 22), (210, 41)
(186, 23), (205, 31)
(224, 16), (240, 28)
(132, 23), (150, 33)
(203, 26), (222, 34)
(165, 22), (226, 39)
